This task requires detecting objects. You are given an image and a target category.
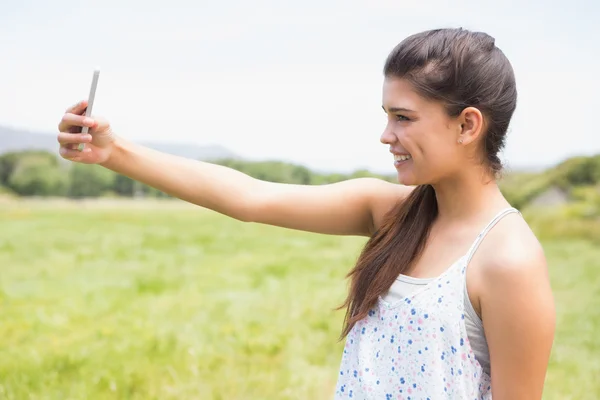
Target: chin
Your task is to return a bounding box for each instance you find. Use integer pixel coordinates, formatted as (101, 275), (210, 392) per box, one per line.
(395, 171), (419, 186)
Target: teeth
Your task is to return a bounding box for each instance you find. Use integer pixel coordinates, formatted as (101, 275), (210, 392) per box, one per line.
(394, 154), (412, 161)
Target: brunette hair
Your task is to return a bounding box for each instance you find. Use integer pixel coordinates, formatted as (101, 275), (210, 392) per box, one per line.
(337, 28), (518, 339)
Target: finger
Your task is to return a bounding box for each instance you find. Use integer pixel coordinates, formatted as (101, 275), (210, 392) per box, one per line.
(57, 132), (92, 145)
(65, 143), (82, 151)
(59, 145), (92, 160)
(65, 100), (88, 115)
(58, 113), (96, 133)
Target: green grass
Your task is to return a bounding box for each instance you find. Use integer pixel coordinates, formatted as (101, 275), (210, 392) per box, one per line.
(0, 199), (598, 399)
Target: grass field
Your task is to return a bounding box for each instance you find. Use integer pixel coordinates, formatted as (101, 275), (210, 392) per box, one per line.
(1, 199), (598, 399)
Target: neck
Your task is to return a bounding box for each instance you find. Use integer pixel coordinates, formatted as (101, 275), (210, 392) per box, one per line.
(432, 167), (509, 222)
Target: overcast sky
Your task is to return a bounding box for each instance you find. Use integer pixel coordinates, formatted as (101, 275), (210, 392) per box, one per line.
(1, 0), (598, 173)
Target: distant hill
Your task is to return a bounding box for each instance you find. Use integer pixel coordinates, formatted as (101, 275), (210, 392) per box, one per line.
(0, 125), (239, 161)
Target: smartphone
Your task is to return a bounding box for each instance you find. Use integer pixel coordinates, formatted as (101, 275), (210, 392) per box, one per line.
(78, 68), (100, 151)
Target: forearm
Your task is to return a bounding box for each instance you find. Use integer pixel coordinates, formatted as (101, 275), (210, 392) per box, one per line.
(100, 137), (261, 221)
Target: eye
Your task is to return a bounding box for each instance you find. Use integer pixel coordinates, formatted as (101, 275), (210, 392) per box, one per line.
(395, 114), (410, 121)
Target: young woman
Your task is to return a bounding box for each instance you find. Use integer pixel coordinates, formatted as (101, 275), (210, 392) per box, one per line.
(57, 28), (555, 399)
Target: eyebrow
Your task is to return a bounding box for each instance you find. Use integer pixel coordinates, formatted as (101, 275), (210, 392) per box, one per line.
(382, 105), (415, 113)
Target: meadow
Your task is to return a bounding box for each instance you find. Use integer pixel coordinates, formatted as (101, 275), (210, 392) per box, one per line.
(0, 199), (598, 399)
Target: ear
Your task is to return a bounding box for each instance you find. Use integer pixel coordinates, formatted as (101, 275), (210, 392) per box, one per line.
(457, 106), (484, 145)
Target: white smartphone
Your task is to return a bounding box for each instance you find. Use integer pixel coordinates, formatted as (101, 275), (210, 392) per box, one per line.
(78, 68), (100, 151)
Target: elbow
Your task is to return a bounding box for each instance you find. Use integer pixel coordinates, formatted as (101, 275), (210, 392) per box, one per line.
(234, 196), (261, 223)
(236, 181), (271, 223)
(236, 205), (255, 223)
(211, 178), (268, 223)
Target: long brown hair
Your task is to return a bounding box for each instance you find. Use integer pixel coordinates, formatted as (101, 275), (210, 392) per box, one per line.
(337, 28), (518, 339)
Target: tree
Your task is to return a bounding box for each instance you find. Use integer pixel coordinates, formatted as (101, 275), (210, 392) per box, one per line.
(68, 164), (115, 197)
(551, 156), (599, 189)
(7, 152), (68, 196)
(0, 152), (21, 186)
(113, 174), (135, 196)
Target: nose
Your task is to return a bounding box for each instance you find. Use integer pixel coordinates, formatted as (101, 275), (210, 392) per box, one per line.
(380, 122), (397, 145)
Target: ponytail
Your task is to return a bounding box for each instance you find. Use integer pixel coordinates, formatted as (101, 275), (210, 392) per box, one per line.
(337, 184), (438, 339)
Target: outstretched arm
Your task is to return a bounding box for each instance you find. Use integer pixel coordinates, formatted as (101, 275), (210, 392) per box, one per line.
(58, 101), (410, 237)
(103, 137), (408, 236)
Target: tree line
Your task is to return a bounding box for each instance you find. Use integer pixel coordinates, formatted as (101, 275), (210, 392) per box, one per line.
(2, 150), (599, 210)
(498, 155), (600, 209)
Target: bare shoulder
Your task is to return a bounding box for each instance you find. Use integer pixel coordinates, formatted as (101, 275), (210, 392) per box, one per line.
(478, 212), (549, 286)
(475, 210), (555, 340)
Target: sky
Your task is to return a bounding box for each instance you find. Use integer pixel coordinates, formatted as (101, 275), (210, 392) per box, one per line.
(1, 0), (598, 174)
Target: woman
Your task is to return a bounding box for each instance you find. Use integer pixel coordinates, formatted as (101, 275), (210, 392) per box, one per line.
(57, 28), (555, 399)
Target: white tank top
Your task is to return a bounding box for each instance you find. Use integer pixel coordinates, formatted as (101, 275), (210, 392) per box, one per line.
(334, 207), (520, 399)
(383, 269), (490, 376)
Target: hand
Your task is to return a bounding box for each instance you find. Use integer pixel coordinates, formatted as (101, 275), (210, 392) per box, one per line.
(57, 100), (116, 164)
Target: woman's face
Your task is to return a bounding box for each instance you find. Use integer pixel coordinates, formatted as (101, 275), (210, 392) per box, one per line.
(380, 77), (465, 186)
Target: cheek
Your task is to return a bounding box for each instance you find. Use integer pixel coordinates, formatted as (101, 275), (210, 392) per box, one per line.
(396, 127), (423, 154)
(403, 129), (436, 159)
(408, 130), (460, 171)
(422, 145), (462, 176)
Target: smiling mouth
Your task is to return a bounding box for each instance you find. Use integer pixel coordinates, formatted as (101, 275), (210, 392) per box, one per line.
(394, 154), (412, 161)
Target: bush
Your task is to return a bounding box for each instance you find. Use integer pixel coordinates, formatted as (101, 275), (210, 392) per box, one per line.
(7, 153), (68, 196)
(523, 206), (600, 244)
(550, 155), (600, 189)
(570, 185), (600, 205)
(68, 164), (116, 198)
